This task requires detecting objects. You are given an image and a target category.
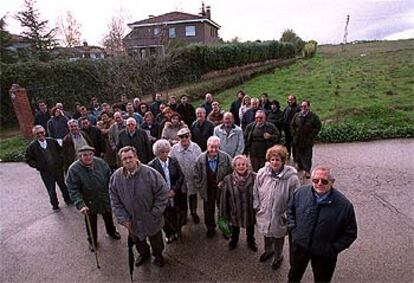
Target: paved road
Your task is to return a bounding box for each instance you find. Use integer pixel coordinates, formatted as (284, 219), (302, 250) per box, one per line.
(1, 139), (413, 282)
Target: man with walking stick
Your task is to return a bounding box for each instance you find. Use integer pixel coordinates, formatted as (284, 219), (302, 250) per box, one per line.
(110, 146), (168, 270)
(66, 145), (121, 253)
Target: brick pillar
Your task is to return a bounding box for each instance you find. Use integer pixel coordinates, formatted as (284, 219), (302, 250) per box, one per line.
(9, 84), (34, 139)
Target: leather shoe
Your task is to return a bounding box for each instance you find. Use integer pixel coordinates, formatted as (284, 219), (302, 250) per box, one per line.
(153, 255), (165, 267)
(135, 255), (150, 266)
(229, 240), (238, 250)
(259, 251), (274, 262)
(192, 213), (200, 224)
(271, 256), (283, 270)
(247, 240), (258, 252)
(206, 229), (216, 239)
(108, 231), (121, 240)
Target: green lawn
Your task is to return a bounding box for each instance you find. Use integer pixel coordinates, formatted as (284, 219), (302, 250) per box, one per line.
(215, 39), (414, 134)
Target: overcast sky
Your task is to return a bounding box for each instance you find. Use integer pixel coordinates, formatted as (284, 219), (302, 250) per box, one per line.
(1, 0), (413, 46)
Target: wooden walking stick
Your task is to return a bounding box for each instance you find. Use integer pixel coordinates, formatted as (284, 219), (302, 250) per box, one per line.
(85, 214), (101, 269)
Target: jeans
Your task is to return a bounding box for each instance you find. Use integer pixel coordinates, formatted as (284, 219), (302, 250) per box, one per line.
(39, 170), (72, 208)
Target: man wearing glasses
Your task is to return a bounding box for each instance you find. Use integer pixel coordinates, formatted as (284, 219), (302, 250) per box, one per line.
(26, 125), (73, 211)
(287, 166), (357, 282)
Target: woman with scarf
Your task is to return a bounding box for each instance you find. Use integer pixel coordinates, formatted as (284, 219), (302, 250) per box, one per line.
(220, 155), (257, 251)
(253, 145), (300, 270)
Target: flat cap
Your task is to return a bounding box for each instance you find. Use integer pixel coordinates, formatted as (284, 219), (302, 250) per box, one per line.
(177, 127), (190, 136)
(77, 145), (96, 154)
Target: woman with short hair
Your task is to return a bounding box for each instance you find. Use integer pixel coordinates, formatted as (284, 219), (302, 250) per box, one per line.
(220, 155), (257, 251)
(148, 139), (187, 243)
(253, 145), (300, 270)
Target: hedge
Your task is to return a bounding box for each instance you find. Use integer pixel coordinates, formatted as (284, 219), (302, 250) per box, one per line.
(0, 41), (296, 127)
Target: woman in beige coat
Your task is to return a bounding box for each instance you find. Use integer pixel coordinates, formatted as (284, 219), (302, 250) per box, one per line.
(253, 145), (300, 270)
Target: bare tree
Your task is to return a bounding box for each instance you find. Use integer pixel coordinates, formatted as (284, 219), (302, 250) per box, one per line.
(102, 12), (126, 55)
(57, 11), (81, 47)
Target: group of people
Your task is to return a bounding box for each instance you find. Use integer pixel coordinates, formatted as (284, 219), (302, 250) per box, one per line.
(26, 91), (357, 282)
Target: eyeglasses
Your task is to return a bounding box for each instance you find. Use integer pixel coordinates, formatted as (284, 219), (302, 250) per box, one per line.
(312, 178), (330, 185)
(36, 131), (45, 135)
(179, 134), (189, 139)
(256, 116), (264, 120)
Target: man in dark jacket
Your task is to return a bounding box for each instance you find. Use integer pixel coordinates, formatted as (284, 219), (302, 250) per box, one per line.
(176, 95), (196, 127)
(26, 125), (72, 211)
(80, 117), (105, 158)
(66, 145), (120, 252)
(229, 90), (245, 126)
(62, 119), (93, 172)
(244, 110), (280, 172)
(201, 93), (214, 116)
(282, 95), (301, 158)
(117, 117), (152, 164)
(33, 100), (51, 132)
(267, 100), (284, 134)
(241, 98), (262, 130)
(150, 93), (164, 117)
(191, 107), (215, 151)
(290, 99), (322, 178)
(287, 166), (357, 282)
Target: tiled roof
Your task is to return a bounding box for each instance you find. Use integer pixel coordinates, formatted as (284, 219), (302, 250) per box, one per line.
(129, 12), (204, 26)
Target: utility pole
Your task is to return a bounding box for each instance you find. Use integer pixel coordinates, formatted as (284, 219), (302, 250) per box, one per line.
(343, 15), (350, 45)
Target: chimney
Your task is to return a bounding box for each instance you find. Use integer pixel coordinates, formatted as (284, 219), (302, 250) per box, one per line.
(206, 5), (211, 19)
(200, 2), (206, 17)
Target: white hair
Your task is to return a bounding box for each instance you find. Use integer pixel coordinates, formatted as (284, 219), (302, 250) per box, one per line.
(207, 136), (221, 146)
(152, 139), (171, 157)
(67, 119), (79, 127)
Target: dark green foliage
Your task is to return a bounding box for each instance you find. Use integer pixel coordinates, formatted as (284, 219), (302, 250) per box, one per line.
(0, 136), (29, 162)
(14, 0), (57, 61)
(317, 123), (414, 143)
(280, 29), (305, 54)
(1, 40), (296, 126)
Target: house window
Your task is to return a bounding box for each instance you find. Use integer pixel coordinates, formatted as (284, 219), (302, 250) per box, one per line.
(185, 26), (196, 37)
(169, 27), (176, 38)
(154, 27), (160, 36)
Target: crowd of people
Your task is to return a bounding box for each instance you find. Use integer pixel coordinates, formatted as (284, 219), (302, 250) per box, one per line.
(26, 91), (357, 282)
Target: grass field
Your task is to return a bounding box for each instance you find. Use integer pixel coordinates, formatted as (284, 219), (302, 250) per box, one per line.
(215, 39), (414, 132)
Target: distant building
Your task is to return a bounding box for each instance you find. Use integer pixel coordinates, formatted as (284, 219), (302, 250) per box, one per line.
(53, 42), (106, 60)
(123, 3), (221, 58)
(7, 34), (32, 58)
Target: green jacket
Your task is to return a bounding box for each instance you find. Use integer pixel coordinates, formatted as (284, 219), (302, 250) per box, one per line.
(65, 157), (112, 214)
(290, 111), (321, 147)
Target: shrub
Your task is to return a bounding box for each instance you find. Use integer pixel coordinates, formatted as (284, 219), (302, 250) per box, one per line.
(0, 40), (296, 127)
(303, 40), (318, 58)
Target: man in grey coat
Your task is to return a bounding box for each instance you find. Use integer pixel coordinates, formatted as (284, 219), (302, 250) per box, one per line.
(213, 112), (245, 158)
(110, 146), (169, 267)
(194, 136), (233, 238)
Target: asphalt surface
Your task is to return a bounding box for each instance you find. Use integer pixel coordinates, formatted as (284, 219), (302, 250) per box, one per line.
(0, 138), (413, 282)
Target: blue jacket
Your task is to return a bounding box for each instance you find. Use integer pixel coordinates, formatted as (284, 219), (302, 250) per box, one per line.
(288, 185), (357, 258)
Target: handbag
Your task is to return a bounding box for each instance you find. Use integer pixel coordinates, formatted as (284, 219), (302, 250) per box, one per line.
(218, 217), (232, 238)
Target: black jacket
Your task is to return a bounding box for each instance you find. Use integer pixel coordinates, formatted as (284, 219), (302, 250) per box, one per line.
(288, 185), (358, 258)
(190, 120), (215, 151)
(229, 99), (242, 126)
(26, 138), (64, 172)
(83, 126), (105, 157)
(244, 121), (280, 155)
(176, 103), (196, 127)
(117, 128), (152, 164)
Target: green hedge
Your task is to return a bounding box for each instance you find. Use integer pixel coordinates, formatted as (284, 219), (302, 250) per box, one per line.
(0, 41), (296, 127)
(317, 123), (414, 143)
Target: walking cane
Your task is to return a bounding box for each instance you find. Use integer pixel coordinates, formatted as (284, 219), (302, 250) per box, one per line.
(85, 214), (101, 269)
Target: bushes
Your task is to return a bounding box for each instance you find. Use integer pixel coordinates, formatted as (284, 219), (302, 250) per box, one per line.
(0, 136), (29, 162)
(303, 40), (318, 58)
(317, 123), (414, 143)
(0, 40), (296, 127)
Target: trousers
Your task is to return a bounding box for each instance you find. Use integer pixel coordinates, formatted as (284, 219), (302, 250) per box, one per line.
(84, 211), (117, 243)
(288, 243), (337, 283)
(40, 170), (72, 208)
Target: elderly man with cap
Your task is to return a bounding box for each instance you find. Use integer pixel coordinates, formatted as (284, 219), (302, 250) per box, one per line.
(66, 145), (121, 252)
(170, 127), (203, 224)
